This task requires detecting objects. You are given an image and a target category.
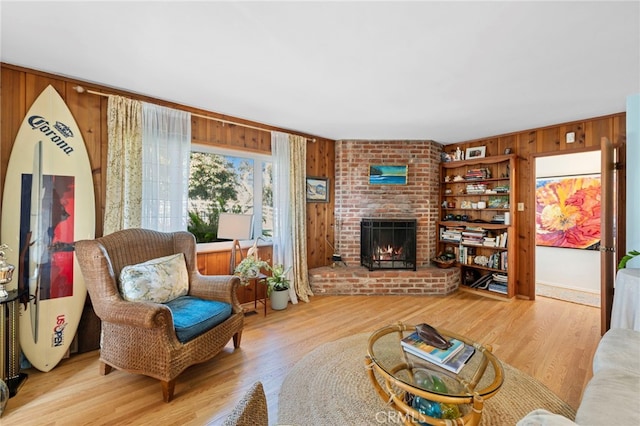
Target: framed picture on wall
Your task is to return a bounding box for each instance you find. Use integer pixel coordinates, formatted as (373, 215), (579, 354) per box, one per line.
(306, 177), (329, 202)
(465, 146), (486, 159)
(535, 174), (601, 250)
(368, 164), (408, 185)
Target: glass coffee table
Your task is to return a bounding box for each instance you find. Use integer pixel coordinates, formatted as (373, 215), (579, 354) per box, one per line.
(365, 322), (504, 426)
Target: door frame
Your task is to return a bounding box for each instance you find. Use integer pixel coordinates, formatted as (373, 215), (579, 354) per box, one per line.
(527, 144), (625, 324)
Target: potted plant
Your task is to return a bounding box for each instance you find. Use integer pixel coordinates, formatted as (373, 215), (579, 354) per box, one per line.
(234, 255), (268, 285)
(266, 263), (291, 310)
(619, 250), (640, 269)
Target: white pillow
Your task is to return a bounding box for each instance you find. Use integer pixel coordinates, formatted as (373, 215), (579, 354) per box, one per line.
(119, 253), (189, 303)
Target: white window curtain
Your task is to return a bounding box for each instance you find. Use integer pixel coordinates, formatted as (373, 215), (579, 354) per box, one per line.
(272, 131), (298, 304)
(141, 103), (191, 232)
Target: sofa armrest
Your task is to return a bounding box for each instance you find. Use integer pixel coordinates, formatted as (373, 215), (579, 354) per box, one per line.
(517, 409), (578, 426)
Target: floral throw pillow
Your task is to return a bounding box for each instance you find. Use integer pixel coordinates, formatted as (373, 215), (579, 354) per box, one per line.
(119, 253), (189, 303)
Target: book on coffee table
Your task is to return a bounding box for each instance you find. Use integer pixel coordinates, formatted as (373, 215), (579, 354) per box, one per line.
(400, 332), (464, 364)
(404, 342), (476, 374)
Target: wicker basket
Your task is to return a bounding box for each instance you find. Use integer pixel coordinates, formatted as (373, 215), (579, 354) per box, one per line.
(432, 258), (457, 269)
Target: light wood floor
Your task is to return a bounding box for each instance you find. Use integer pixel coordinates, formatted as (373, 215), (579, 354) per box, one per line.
(2, 292), (600, 425)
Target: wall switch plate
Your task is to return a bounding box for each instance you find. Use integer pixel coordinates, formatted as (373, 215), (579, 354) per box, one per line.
(517, 202), (525, 211)
(566, 132), (576, 143)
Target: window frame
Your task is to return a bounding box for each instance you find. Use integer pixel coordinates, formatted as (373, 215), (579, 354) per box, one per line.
(189, 143), (272, 245)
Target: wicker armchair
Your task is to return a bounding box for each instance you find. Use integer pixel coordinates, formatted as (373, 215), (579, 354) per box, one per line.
(75, 228), (244, 402)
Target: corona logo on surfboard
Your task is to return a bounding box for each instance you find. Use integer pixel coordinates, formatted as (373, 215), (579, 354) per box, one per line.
(27, 115), (75, 155)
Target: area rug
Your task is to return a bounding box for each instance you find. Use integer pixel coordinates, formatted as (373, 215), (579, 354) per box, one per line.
(278, 333), (575, 425)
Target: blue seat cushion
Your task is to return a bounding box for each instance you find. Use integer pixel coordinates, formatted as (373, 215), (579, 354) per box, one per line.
(164, 296), (232, 343)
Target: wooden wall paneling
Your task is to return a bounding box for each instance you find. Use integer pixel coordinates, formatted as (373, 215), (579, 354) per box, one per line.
(245, 127), (258, 150)
(25, 73), (61, 105)
(231, 124), (246, 149)
(65, 83), (105, 238)
(306, 205), (319, 267)
(483, 137), (500, 157)
(498, 134), (517, 156)
(212, 120), (223, 145)
(256, 128), (270, 152)
(304, 137), (335, 268)
(0, 68), (26, 201)
(538, 126), (561, 153)
(585, 117), (613, 148)
(516, 131), (536, 298)
(613, 115), (626, 145)
(190, 116), (205, 143)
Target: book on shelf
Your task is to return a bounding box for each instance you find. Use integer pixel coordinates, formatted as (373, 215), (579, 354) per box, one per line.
(468, 273), (492, 289)
(400, 332), (465, 364)
(404, 342), (476, 374)
(488, 282), (508, 294)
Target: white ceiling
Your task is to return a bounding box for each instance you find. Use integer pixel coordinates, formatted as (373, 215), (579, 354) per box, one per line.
(1, 1), (639, 144)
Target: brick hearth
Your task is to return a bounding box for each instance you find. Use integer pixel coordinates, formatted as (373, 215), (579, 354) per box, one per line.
(309, 265), (460, 296)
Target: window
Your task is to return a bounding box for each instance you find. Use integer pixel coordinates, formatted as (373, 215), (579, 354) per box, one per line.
(188, 145), (272, 243)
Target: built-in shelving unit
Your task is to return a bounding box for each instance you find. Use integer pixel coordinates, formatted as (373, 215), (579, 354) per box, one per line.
(437, 154), (517, 299)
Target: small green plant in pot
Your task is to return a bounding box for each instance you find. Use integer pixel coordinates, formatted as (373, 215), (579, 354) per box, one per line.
(267, 263), (291, 310)
(234, 256), (268, 285)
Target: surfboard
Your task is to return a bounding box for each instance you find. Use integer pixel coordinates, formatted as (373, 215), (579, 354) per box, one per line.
(1, 85), (95, 372)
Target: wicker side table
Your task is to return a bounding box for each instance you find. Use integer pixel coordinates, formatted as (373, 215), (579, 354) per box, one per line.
(365, 322), (503, 426)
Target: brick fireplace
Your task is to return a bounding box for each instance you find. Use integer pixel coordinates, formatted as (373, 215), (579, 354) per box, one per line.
(309, 140), (460, 296)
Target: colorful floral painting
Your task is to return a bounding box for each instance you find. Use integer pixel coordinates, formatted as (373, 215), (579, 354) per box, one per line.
(535, 174), (601, 250)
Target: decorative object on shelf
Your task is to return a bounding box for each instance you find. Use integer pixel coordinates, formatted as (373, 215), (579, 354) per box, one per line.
(441, 152), (454, 163)
(454, 147), (463, 161)
(266, 263), (291, 310)
(488, 196), (509, 208)
(432, 255), (456, 269)
(473, 255), (489, 267)
(465, 146), (486, 159)
(0, 244), (14, 300)
(306, 176), (329, 202)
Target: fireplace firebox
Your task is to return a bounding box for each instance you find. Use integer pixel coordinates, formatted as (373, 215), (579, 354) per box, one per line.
(360, 218), (417, 271)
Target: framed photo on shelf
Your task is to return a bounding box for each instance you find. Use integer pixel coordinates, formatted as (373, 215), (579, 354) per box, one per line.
(306, 177), (329, 202)
(465, 146), (486, 159)
(369, 164), (408, 185)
